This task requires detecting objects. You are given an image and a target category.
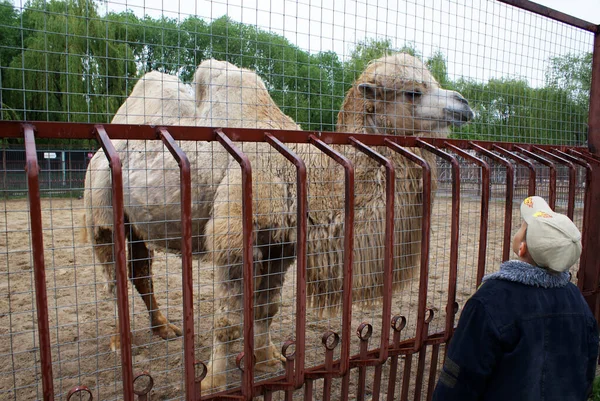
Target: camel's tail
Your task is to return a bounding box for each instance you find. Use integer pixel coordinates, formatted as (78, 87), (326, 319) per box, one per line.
(79, 212), (89, 243)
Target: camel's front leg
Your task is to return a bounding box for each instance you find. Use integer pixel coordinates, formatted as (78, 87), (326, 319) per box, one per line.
(202, 290), (243, 392)
(254, 253), (293, 373)
(201, 168), (291, 392)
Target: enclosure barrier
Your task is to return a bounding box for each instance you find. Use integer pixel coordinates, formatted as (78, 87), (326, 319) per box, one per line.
(1, 120), (599, 401)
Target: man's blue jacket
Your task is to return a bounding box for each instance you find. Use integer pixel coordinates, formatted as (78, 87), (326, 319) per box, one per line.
(432, 260), (599, 401)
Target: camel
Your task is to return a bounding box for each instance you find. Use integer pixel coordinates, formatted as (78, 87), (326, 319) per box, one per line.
(82, 54), (474, 391)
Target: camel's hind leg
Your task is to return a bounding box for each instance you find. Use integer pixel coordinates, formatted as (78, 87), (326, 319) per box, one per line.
(93, 226), (182, 352)
(127, 226), (182, 342)
(253, 243), (294, 373)
(91, 227), (126, 352)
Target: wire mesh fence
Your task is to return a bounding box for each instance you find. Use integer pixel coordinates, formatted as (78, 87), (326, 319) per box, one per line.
(0, 0), (595, 144)
(0, 0), (598, 400)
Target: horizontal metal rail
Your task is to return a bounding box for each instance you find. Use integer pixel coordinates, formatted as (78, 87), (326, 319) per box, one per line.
(0, 121), (588, 151)
(496, 0), (598, 33)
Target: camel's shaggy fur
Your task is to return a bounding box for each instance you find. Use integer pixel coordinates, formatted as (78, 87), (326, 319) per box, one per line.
(312, 53), (474, 312)
(82, 54), (473, 391)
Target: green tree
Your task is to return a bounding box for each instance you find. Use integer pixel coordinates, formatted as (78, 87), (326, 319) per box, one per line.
(426, 50), (450, 87)
(0, 1), (22, 68)
(178, 16), (210, 82)
(0, 1), (24, 121)
(133, 15), (188, 75)
(343, 38), (395, 85)
(452, 76), (587, 145)
(1, 0), (137, 123)
(546, 52), (592, 97)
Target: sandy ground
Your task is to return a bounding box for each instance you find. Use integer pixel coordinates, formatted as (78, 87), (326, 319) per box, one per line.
(0, 170), (585, 400)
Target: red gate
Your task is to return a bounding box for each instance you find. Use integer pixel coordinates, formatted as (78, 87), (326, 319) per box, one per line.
(0, 120), (598, 400)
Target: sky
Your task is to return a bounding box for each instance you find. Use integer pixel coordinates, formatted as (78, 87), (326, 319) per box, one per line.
(96, 0), (598, 85)
(536, 0), (600, 24)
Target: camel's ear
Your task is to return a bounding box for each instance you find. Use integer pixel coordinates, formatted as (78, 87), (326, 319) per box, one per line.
(357, 83), (380, 100)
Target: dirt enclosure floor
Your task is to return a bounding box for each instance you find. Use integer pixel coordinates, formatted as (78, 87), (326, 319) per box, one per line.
(0, 194), (584, 400)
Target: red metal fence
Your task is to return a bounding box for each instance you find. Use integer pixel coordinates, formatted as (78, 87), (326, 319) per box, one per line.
(0, 121), (598, 400)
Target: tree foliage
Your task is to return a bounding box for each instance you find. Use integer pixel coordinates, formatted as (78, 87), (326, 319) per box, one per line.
(0, 0), (592, 145)
(1, 0), (136, 123)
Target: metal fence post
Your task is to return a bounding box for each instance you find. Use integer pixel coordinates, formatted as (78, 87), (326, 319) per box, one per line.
(580, 29), (600, 319)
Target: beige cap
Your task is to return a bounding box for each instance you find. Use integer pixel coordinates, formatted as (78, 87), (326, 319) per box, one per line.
(520, 196), (582, 272)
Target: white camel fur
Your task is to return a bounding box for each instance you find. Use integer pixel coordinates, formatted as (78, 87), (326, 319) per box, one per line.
(82, 54), (474, 391)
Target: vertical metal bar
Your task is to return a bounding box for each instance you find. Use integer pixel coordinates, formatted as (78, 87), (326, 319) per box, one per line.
(304, 380), (313, 401)
(588, 30), (600, 153)
(215, 129), (254, 399)
(582, 28), (600, 318)
(265, 134), (307, 388)
(493, 145), (536, 196)
(414, 348), (427, 401)
(400, 354), (412, 401)
(372, 361), (383, 401)
(23, 124), (55, 401)
(309, 134), (354, 376)
(349, 137), (395, 401)
(386, 316), (406, 401)
(355, 323), (372, 401)
(426, 344), (441, 401)
(282, 342), (295, 401)
(417, 140), (461, 341)
(445, 143), (490, 287)
(384, 139), (431, 351)
(515, 146), (557, 209)
(567, 149), (600, 301)
(470, 143), (514, 262)
(553, 149), (592, 290)
(340, 370), (350, 400)
(157, 128), (196, 401)
(322, 339), (334, 401)
(349, 137), (395, 358)
(93, 125), (134, 401)
(414, 311), (433, 401)
(533, 147), (576, 219)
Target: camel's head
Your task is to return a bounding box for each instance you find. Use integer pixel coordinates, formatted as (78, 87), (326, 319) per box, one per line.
(339, 53), (474, 136)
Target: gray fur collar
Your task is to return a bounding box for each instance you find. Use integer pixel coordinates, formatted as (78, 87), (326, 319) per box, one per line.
(482, 260), (570, 288)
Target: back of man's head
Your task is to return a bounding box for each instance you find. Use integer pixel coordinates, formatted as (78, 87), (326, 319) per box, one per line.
(520, 196), (582, 273)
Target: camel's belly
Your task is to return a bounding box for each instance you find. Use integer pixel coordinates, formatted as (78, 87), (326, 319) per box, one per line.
(124, 187), (217, 254)
(135, 217), (210, 254)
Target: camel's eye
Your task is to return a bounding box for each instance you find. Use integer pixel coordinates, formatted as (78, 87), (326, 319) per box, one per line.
(404, 90), (422, 100)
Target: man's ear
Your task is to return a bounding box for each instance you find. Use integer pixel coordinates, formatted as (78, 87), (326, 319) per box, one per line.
(518, 241), (528, 258)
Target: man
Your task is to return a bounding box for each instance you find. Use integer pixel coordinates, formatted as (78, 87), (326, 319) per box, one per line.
(432, 196), (598, 400)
